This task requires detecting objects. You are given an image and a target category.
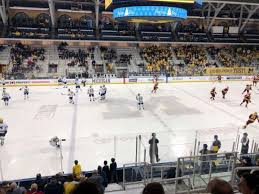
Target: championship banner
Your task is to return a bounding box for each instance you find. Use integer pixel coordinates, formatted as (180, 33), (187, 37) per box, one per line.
(204, 67), (256, 76)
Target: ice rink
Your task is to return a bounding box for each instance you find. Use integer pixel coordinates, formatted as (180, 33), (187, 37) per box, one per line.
(1, 81), (259, 181)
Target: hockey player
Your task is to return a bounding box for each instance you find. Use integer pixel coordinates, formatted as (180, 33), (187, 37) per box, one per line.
(75, 78), (81, 93)
(240, 92), (251, 108)
(210, 87), (217, 100)
(2, 89), (10, 106)
(23, 86), (29, 100)
(252, 76), (257, 87)
(151, 82), (159, 93)
(221, 87), (229, 99)
(99, 86), (105, 100)
(62, 76), (68, 88)
(0, 118), (8, 146)
(88, 86), (95, 101)
(1, 78), (5, 87)
(58, 76), (63, 86)
(102, 85), (107, 99)
(81, 77), (86, 87)
(68, 89), (75, 104)
(243, 112), (259, 129)
(242, 84), (252, 94)
(217, 75), (222, 83)
(136, 93), (144, 110)
(49, 136), (61, 148)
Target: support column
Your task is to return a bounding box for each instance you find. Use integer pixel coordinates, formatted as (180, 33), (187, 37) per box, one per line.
(0, 0), (8, 25)
(95, 0), (99, 37)
(48, 0), (56, 28)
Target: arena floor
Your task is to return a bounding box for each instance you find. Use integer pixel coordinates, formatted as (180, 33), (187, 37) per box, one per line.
(1, 81), (259, 181)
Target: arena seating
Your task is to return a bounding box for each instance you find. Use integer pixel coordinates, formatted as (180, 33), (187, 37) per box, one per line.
(1, 44), (259, 79)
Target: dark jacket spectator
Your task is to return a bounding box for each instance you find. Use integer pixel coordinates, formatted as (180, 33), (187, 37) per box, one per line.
(149, 133), (160, 163)
(102, 161), (110, 183)
(72, 181), (101, 194)
(110, 158), (118, 183)
(143, 182), (165, 194)
(238, 173), (259, 194)
(34, 174), (46, 192)
(44, 177), (63, 194)
(88, 170), (104, 194)
(97, 166), (108, 188)
(241, 133), (249, 155)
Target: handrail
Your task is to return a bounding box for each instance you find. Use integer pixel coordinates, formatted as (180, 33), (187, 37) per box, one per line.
(232, 167), (259, 185)
(178, 151), (238, 159)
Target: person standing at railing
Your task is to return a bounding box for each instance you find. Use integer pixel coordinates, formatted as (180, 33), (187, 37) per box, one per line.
(241, 133), (249, 155)
(211, 135), (221, 153)
(199, 144), (210, 174)
(149, 133), (160, 164)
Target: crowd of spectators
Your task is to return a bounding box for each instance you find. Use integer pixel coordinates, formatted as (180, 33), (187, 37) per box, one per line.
(140, 45), (173, 72)
(115, 54), (132, 67)
(10, 43), (45, 73)
(0, 158), (118, 194)
(58, 42), (94, 68)
(100, 47), (117, 63)
(174, 45), (210, 76)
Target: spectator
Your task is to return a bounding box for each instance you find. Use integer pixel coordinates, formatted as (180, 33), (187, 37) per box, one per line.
(149, 133), (160, 163)
(211, 135), (221, 153)
(88, 170), (104, 194)
(44, 176), (63, 194)
(64, 175), (78, 194)
(73, 160), (82, 181)
(26, 183), (43, 194)
(206, 178), (233, 194)
(102, 160), (110, 183)
(72, 181), (101, 194)
(34, 174), (46, 192)
(6, 182), (26, 194)
(199, 144), (209, 173)
(97, 166), (108, 188)
(110, 158), (118, 183)
(241, 133), (249, 155)
(142, 182), (165, 194)
(238, 173), (259, 194)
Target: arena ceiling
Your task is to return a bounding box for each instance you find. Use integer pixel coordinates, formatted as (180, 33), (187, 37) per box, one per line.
(0, 0), (259, 31)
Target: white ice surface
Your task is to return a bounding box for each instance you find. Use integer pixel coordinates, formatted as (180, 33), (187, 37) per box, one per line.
(0, 81), (259, 181)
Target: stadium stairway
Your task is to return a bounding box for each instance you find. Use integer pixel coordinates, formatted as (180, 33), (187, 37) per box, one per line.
(0, 46), (10, 65)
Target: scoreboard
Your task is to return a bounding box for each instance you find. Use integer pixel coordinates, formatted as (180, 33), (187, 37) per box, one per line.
(106, 0), (203, 23)
(105, 0), (202, 9)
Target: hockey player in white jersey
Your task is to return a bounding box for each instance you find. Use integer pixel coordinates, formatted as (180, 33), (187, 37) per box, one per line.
(62, 76), (68, 88)
(2, 89), (10, 106)
(0, 118), (8, 146)
(75, 78), (82, 93)
(68, 89), (75, 104)
(23, 86), (29, 100)
(88, 86), (95, 101)
(136, 93), (144, 110)
(99, 86), (105, 100)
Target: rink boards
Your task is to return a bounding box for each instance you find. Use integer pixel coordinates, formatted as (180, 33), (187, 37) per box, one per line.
(2, 75), (254, 87)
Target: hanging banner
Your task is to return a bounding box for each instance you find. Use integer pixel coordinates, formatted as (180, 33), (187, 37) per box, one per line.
(204, 67), (256, 75)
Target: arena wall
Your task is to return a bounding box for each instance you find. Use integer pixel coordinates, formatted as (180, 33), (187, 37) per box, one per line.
(2, 76), (254, 87)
